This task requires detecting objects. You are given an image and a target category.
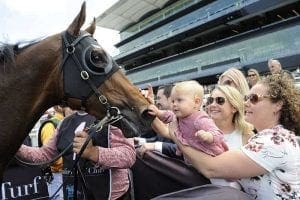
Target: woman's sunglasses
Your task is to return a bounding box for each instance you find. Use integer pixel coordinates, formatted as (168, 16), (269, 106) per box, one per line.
(247, 74), (256, 77)
(244, 94), (270, 104)
(207, 97), (226, 105)
(222, 80), (233, 85)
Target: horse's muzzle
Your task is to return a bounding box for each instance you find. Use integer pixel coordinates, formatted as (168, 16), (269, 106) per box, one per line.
(112, 108), (155, 138)
(113, 117), (139, 138)
(141, 109), (155, 123)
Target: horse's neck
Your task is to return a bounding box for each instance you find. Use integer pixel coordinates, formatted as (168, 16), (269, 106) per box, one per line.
(0, 60), (60, 160)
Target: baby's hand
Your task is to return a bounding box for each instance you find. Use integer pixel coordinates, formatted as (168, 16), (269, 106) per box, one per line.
(148, 104), (165, 118)
(195, 130), (214, 143)
(147, 104), (159, 116)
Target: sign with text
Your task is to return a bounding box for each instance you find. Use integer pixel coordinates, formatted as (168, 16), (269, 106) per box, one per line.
(1, 164), (49, 200)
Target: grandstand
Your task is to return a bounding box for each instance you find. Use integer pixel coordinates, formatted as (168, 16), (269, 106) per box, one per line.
(97, 0), (300, 89)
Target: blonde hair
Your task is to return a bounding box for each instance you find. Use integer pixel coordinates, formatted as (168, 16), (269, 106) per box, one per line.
(247, 68), (261, 80)
(218, 68), (249, 96)
(173, 80), (204, 99)
(214, 85), (253, 135)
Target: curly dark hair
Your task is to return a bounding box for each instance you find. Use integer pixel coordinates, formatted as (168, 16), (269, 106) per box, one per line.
(260, 74), (300, 135)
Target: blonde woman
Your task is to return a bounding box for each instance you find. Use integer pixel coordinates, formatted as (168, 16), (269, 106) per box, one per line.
(207, 85), (254, 148)
(218, 68), (249, 96)
(247, 68), (261, 88)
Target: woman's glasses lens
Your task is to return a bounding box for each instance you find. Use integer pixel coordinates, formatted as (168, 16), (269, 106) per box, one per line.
(245, 93), (271, 104)
(222, 80), (232, 85)
(244, 94), (259, 104)
(207, 97), (225, 105)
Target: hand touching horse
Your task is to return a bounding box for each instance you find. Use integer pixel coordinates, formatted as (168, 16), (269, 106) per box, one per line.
(0, 2), (153, 182)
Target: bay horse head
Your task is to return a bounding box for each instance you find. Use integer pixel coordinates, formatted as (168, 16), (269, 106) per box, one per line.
(60, 3), (154, 137)
(0, 2), (153, 181)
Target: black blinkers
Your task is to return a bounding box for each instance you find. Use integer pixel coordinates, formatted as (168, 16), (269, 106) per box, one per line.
(82, 45), (113, 75)
(61, 31), (119, 103)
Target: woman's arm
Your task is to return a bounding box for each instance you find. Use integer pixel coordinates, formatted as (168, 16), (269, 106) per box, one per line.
(176, 140), (267, 179)
(16, 130), (59, 162)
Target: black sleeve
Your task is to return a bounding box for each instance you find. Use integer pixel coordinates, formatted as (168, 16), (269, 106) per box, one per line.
(162, 143), (183, 160)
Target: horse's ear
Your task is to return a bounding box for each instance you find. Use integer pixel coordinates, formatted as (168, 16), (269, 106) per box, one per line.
(67, 2), (86, 36)
(85, 18), (96, 35)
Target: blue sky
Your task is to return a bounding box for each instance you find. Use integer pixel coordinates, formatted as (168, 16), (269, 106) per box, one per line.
(0, 0), (120, 55)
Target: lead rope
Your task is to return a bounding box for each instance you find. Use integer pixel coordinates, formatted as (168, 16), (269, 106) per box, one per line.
(15, 110), (123, 200)
(72, 109), (123, 200)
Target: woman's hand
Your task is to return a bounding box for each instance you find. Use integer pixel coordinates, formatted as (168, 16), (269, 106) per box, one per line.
(73, 131), (98, 162)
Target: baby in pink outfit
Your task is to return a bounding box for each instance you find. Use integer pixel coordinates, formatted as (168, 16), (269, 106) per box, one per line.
(149, 80), (228, 157)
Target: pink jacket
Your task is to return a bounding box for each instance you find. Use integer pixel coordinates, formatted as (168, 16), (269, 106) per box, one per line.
(160, 110), (227, 156)
(17, 126), (135, 200)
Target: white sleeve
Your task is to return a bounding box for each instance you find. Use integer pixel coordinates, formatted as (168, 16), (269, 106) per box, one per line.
(154, 142), (163, 153)
(241, 133), (288, 172)
(135, 137), (147, 145)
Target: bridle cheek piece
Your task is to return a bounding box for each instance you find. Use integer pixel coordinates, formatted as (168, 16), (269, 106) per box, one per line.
(60, 31), (122, 124)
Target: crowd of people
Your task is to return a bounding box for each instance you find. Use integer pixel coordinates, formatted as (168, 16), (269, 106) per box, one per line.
(16, 58), (299, 200)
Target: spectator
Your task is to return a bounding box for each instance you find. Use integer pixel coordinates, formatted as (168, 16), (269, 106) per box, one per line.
(155, 84), (173, 110)
(247, 68), (261, 88)
(218, 68), (249, 96)
(207, 85), (254, 148)
(168, 74), (300, 200)
(17, 110), (135, 200)
(268, 58), (294, 79)
(206, 85), (255, 189)
(136, 84), (178, 158)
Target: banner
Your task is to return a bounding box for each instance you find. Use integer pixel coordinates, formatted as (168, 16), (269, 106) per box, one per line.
(1, 164), (49, 200)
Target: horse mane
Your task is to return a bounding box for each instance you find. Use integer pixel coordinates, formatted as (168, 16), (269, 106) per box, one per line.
(0, 40), (40, 67)
(0, 43), (15, 67)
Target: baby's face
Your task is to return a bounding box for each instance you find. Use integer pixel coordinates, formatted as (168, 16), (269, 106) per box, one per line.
(171, 90), (200, 118)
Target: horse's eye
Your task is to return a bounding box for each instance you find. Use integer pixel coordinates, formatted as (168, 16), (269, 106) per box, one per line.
(91, 50), (107, 64)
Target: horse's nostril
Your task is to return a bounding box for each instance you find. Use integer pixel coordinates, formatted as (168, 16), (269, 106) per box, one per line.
(141, 109), (155, 121)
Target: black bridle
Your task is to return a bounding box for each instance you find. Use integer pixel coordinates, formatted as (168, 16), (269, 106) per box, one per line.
(60, 31), (126, 200)
(61, 30), (121, 118)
